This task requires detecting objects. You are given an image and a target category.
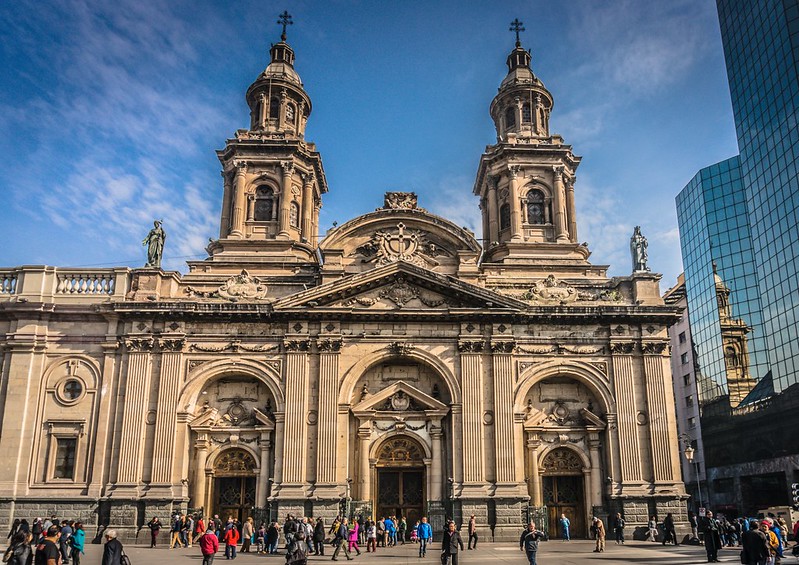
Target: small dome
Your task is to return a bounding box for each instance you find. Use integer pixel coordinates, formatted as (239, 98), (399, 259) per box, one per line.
(260, 60), (302, 87)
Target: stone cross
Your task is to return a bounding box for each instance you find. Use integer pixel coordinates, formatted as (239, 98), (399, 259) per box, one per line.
(277, 11), (293, 42)
(509, 18), (525, 46)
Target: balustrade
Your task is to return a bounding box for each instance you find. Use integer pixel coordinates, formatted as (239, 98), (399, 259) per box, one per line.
(0, 271), (18, 294)
(55, 271), (116, 295)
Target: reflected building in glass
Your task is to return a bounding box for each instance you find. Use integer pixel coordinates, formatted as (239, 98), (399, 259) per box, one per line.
(674, 0), (799, 515)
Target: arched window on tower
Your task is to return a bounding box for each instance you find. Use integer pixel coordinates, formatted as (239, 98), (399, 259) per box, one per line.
(499, 203), (511, 231)
(286, 103), (295, 126)
(253, 186), (275, 221)
(289, 201), (300, 228)
(269, 97), (280, 120)
(526, 189), (548, 224)
(522, 103), (532, 123)
(505, 106), (516, 130)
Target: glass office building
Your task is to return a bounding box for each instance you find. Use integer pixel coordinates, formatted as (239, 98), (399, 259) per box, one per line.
(717, 0), (799, 394)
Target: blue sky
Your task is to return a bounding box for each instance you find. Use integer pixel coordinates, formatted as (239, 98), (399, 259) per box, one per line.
(0, 0), (739, 287)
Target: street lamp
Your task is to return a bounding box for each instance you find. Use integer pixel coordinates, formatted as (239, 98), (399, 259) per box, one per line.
(680, 435), (703, 511)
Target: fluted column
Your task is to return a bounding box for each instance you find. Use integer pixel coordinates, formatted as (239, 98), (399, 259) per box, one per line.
(272, 412), (285, 488)
(588, 433), (603, 507)
(610, 342), (642, 483)
(219, 171), (233, 238)
(642, 342), (681, 483)
(193, 435), (209, 508)
(278, 161), (294, 238)
(316, 338), (341, 487)
(487, 177), (499, 244)
(312, 199), (321, 247)
(301, 172), (314, 242)
(431, 426), (444, 501)
(257, 435), (272, 507)
(508, 165), (523, 240)
(566, 176), (577, 242)
(527, 436), (542, 506)
(151, 337), (186, 485)
(230, 162), (248, 238)
(358, 429), (371, 501)
(258, 93), (268, 129)
(117, 338), (154, 486)
(459, 341), (485, 485)
(491, 340), (517, 488)
(281, 339), (310, 491)
(553, 166), (569, 242)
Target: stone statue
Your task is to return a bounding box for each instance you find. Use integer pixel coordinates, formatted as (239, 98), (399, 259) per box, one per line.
(630, 225), (649, 272)
(143, 220), (166, 268)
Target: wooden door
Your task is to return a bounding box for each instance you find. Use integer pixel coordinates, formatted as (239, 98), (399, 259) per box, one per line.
(542, 475), (585, 538)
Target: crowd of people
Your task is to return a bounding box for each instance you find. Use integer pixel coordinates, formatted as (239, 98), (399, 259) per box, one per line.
(3, 516), (122, 565)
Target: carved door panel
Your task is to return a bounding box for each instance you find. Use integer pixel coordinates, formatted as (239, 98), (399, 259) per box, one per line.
(215, 476), (256, 522)
(376, 468), (424, 528)
(543, 475), (585, 539)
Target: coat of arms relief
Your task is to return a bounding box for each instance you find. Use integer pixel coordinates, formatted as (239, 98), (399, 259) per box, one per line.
(355, 222), (451, 268)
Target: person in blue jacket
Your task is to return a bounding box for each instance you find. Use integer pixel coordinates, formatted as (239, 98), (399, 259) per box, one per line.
(417, 517), (433, 558)
(70, 522), (86, 565)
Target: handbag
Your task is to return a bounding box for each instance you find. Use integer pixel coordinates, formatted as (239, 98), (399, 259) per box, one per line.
(440, 551), (449, 565)
(120, 548), (132, 565)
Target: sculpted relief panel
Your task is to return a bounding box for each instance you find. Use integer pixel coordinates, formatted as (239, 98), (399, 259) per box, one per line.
(523, 377), (602, 428)
(354, 223), (452, 268)
(197, 376), (275, 427)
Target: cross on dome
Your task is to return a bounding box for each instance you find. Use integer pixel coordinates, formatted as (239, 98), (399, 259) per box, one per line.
(277, 10), (293, 42)
(509, 18), (525, 47)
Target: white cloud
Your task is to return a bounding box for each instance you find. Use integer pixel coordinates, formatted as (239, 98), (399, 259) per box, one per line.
(426, 175), (482, 239)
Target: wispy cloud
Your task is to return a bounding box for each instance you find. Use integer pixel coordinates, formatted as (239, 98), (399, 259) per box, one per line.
(426, 175), (482, 239)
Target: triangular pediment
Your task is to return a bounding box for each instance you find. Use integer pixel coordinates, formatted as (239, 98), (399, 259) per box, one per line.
(273, 261), (528, 311)
(352, 380), (449, 415)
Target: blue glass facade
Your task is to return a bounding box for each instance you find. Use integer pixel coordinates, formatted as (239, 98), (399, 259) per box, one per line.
(677, 157), (770, 407)
(717, 0), (799, 393)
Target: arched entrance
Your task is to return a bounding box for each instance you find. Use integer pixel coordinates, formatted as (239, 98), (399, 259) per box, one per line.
(375, 436), (426, 526)
(212, 449), (258, 522)
(541, 448), (586, 539)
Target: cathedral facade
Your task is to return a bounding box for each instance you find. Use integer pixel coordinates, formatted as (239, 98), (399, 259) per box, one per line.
(0, 28), (687, 541)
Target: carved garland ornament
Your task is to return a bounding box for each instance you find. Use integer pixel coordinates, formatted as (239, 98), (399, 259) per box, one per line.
(190, 340), (278, 353)
(344, 276), (450, 309)
(186, 270), (269, 301)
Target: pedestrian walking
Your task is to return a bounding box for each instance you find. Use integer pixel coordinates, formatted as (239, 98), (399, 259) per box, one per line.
(560, 513), (571, 541)
(69, 522), (85, 565)
(663, 513), (678, 545)
(613, 513), (625, 544)
(741, 520), (769, 565)
(592, 517), (606, 553)
(313, 518), (326, 556)
(148, 516), (161, 548)
(35, 525), (61, 565)
(200, 529), (220, 565)
(418, 516), (432, 558)
(267, 522), (280, 554)
(441, 521), (464, 565)
(170, 515), (184, 549)
(702, 511), (723, 563)
(467, 515), (478, 549)
(347, 520), (361, 555)
(59, 520), (73, 564)
(519, 521), (545, 565)
(398, 517), (407, 544)
(241, 517), (253, 553)
(4, 532), (31, 565)
(101, 529), (124, 565)
(366, 521), (377, 553)
(223, 524), (240, 560)
(331, 517), (353, 561)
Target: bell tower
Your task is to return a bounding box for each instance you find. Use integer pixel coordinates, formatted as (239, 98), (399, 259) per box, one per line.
(202, 12), (328, 274)
(473, 20), (603, 280)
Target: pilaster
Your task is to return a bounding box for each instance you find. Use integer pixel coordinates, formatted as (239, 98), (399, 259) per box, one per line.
(458, 340), (486, 495)
(508, 165), (523, 240)
(609, 342), (643, 488)
(490, 339), (523, 495)
(314, 336), (341, 498)
(278, 161), (294, 238)
(642, 341), (682, 487)
(278, 337), (310, 497)
(230, 162), (247, 237)
(149, 336), (186, 494)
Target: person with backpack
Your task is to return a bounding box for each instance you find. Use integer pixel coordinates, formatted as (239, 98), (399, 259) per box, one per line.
(199, 528), (220, 565)
(4, 532), (32, 565)
(519, 521), (545, 565)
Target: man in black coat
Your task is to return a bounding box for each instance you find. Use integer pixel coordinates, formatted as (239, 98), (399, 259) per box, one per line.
(101, 529), (124, 565)
(441, 522), (464, 565)
(741, 520), (770, 565)
(702, 511), (723, 563)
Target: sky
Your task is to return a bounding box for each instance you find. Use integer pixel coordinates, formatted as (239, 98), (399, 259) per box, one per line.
(0, 0), (739, 288)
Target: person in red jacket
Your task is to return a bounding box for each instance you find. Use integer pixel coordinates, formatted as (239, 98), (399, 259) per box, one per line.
(223, 524), (240, 560)
(199, 529), (220, 565)
(194, 516), (206, 544)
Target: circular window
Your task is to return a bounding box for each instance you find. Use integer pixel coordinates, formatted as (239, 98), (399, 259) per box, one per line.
(56, 378), (85, 405)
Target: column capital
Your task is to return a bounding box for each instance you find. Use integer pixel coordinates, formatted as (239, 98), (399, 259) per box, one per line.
(280, 160), (295, 175)
(458, 340), (485, 353)
(552, 165), (564, 179)
(641, 341), (670, 355)
(301, 171), (315, 185)
(317, 338), (342, 352)
(234, 160), (248, 174)
(508, 164), (522, 179)
(490, 340), (517, 354)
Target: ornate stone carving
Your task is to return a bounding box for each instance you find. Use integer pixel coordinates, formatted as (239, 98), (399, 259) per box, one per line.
(376, 437), (425, 464)
(642, 342), (669, 355)
(524, 275), (577, 303)
(517, 344), (557, 355)
(541, 447), (583, 473)
(387, 341), (414, 356)
(283, 339), (310, 352)
(490, 341), (516, 353)
(213, 448), (257, 473)
(355, 223), (450, 267)
(345, 276), (448, 309)
(186, 270), (269, 301)
(458, 340), (485, 353)
(546, 401), (574, 425)
(559, 345), (605, 355)
(159, 338), (186, 352)
(610, 342), (635, 354)
(317, 338), (342, 352)
(124, 337), (155, 352)
(630, 225), (650, 272)
(383, 192), (419, 210)
(189, 340), (278, 353)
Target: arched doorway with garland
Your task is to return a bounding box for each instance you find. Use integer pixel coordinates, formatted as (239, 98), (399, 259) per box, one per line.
(375, 435), (426, 527)
(541, 447), (586, 539)
(212, 448), (258, 522)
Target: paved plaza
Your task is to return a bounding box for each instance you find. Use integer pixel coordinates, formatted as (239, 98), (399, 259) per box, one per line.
(69, 539), (748, 564)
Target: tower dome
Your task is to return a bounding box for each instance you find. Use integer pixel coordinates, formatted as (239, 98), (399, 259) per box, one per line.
(244, 12), (311, 138)
(490, 20), (554, 142)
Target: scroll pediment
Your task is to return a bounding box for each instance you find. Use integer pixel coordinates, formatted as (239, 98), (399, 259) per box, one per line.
(352, 381), (448, 414)
(273, 261), (528, 311)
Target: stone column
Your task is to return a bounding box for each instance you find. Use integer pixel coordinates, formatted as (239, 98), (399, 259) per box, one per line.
(358, 429), (371, 501)
(487, 177), (499, 244)
(219, 171), (233, 238)
(257, 434), (272, 507)
(642, 342), (681, 483)
(514, 97), (523, 131)
(459, 342), (485, 486)
(315, 338), (341, 490)
(565, 176), (577, 242)
(508, 165), (523, 240)
(301, 172), (314, 242)
(491, 340), (517, 488)
(116, 338), (154, 486)
(588, 433), (603, 507)
(258, 93), (268, 129)
(312, 199), (321, 247)
(431, 425), (444, 501)
(278, 161), (294, 238)
(272, 412), (285, 488)
(230, 162), (248, 238)
(151, 337), (185, 487)
(610, 343), (642, 484)
(552, 166), (569, 242)
(280, 339), (310, 493)
(247, 193), (256, 222)
(527, 436), (542, 506)
(450, 404), (464, 487)
(88, 338), (120, 498)
(193, 435), (209, 508)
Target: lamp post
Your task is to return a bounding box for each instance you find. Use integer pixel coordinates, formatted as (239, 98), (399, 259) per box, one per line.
(679, 434), (703, 511)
